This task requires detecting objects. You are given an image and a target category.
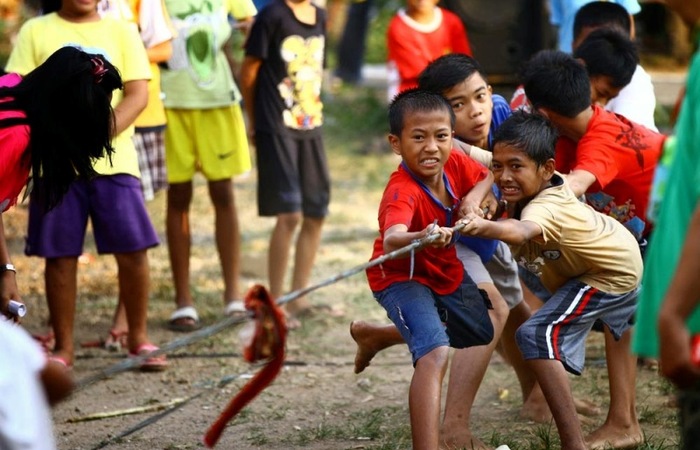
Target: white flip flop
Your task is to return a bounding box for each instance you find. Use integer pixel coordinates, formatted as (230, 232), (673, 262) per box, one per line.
(168, 306), (200, 332)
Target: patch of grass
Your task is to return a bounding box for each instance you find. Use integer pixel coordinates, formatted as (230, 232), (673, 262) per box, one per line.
(530, 422), (561, 450)
(323, 84), (388, 155)
(637, 434), (679, 450)
(246, 425), (270, 446)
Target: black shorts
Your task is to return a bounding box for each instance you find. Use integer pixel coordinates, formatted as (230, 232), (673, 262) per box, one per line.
(255, 131), (330, 218)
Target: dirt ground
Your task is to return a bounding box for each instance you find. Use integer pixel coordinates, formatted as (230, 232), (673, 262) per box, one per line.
(6, 122), (681, 449)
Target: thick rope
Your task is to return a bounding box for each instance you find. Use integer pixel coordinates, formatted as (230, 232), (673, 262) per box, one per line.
(75, 221), (467, 391)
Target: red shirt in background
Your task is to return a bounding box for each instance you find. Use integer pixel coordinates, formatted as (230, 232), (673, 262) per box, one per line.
(387, 7), (471, 95)
(555, 105), (665, 239)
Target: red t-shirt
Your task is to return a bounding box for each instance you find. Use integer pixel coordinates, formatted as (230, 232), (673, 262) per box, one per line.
(555, 105), (664, 239)
(0, 73), (30, 212)
(386, 7), (472, 94)
(366, 150), (488, 295)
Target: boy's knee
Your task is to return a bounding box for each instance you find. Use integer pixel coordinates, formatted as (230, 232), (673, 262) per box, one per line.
(277, 212), (302, 230)
(415, 346), (450, 370)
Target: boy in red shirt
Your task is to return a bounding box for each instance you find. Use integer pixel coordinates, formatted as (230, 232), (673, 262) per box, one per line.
(364, 88), (494, 449)
(386, 0), (471, 100)
(522, 49), (663, 245)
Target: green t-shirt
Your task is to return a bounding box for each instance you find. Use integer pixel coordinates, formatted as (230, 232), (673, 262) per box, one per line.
(633, 38), (700, 358)
(161, 0), (256, 109)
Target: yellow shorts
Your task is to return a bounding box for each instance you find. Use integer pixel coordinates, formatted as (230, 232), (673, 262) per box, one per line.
(165, 105), (251, 183)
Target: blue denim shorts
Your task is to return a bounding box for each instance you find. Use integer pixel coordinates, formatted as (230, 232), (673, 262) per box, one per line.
(373, 272), (494, 365)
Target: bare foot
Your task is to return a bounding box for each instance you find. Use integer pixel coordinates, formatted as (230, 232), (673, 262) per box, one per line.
(349, 321), (380, 374)
(519, 399), (552, 423)
(519, 385), (552, 423)
(574, 398), (602, 417)
(520, 395), (601, 423)
(585, 423), (643, 449)
(440, 428), (491, 450)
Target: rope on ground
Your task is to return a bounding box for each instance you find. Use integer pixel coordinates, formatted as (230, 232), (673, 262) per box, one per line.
(74, 221), (466, 391)
(87, 373), (245, 450)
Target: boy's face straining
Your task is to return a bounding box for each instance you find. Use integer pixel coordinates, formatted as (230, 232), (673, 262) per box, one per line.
(389, 108), (453, 184)
(491, 143), (550, 204)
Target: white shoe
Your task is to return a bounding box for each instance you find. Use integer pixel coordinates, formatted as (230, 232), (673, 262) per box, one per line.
(224, 300), (246, 315)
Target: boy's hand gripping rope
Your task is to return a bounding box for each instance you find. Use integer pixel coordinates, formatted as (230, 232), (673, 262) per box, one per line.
(74, 221), (468, 448)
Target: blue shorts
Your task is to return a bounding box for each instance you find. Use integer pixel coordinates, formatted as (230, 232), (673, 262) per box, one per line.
(255, 131), (330, 218)
(373, 272), (494, 365)
(25, 174), (160, 257)
(517, 269), (638, 375)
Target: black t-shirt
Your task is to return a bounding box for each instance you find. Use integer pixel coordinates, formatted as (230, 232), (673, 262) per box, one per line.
(245, 0), (326, 137)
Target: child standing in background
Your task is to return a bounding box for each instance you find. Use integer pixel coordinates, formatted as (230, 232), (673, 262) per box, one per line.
(162, 0), (256, 331)
(94, 0), (174, 351)
(385, 0), (471, 100)
(6, 0), (167, 371)
(0, 47), (124, 321)
(240, 0), (329, 326)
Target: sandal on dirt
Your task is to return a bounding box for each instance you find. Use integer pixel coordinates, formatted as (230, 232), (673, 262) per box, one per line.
(128, 343), (168, 372)
(224, 300), (246, 316)
(80, 329), (128, 351)
(168, 306), (200, 332)
(47, 355), (73, 371)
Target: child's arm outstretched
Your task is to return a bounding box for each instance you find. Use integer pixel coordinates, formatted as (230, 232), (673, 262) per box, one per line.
(457, 214), (540, 246)
(383, 223), (454, 254)
(563, 169), (596, 198)
(658, 204), (700, 388)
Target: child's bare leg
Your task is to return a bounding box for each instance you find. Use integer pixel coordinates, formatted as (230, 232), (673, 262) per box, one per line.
(529, 358), (587, 450)
(45, 257), (78, 366)
(109, 301), (128, 335)
(115, 250), (150, 350)
(513, 284), (600, 421)
(268, 212), (304, 316)
(208, 179), (242, 303)
(167, 182), (194, 317)
(410, 346), (450, 450)
(441, 283), (508, 450)
(498, 300), (552, 422)
(349, 321), (404, 373)
(585, 328), (642, 449)
(288, 216), (324, 314)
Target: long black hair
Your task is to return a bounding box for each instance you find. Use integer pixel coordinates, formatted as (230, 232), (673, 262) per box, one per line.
(0, 46), (122, 209)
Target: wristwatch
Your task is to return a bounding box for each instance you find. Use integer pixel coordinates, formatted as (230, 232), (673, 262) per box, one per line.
(0, 263), (16, 273)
